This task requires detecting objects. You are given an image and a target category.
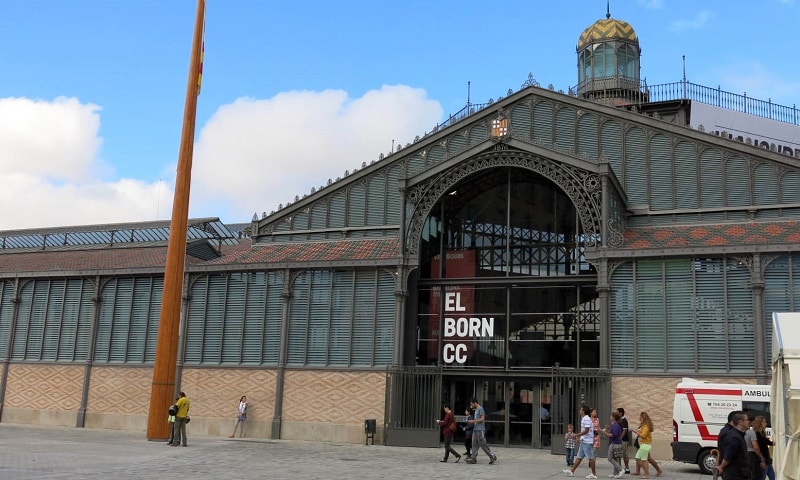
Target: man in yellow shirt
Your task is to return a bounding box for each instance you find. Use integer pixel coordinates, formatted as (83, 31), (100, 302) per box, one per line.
(173, 391), (191, 447)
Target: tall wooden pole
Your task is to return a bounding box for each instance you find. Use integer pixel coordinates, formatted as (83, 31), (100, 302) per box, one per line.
(146, 0), (205, 441)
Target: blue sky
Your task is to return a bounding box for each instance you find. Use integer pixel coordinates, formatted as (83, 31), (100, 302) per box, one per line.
(1, 0), (799, 230)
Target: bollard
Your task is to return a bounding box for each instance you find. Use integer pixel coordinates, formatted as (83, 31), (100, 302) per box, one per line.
(364, 419), (376, 445)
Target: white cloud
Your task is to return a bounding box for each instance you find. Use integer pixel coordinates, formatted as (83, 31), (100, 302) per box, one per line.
(0, 174), (172, 229)
(671, 11), (713, 31)
(0, 97), (173, 230)
(191, 85), (443, 222)
(0, 97), (103, 182)
(0, 86), (442, 231)
(715, 61), (800, 103)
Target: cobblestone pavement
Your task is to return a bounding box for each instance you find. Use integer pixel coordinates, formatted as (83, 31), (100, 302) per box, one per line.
(0, 424), (709, 480)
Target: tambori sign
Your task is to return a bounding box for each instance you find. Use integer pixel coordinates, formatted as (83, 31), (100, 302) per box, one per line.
(442, 292), (494, 364)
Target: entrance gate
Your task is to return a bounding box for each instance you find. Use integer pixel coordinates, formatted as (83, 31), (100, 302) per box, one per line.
(384, 365), (610, 450)
(383, 366), (442, 447)
(550, 367), (611, 454)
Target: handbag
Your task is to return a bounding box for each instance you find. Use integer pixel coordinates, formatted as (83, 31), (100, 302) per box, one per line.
(448, 421), (456, 432)
(613, 444), (624, 459)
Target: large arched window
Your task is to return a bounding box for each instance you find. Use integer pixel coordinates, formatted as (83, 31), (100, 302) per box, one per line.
(415, 167), (598, 369)
(419, 167), (590, 279)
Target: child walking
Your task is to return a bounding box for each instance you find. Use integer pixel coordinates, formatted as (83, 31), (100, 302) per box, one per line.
(463, 408), (474, 458)
(564, 423), (576, 467)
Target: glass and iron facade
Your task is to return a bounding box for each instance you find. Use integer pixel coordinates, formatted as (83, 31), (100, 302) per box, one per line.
(2, 13), (800, 449)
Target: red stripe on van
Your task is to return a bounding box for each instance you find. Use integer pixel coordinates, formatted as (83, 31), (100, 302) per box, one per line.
(684, 391), (734, 441)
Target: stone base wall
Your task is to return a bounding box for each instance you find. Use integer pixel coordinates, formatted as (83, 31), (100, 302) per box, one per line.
(281, 370), (386, 444)
(178, 367), (277, 439)
(84, 366), (151, 431)
(1, 364), (84, 426)
(0, 364), (388, 444)
(0, 363), (761, 452)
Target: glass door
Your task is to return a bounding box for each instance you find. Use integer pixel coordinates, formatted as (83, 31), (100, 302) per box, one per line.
(448, 378), (553, 448)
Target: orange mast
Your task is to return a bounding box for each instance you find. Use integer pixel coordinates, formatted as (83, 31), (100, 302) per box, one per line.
(146, 0), (205, 440)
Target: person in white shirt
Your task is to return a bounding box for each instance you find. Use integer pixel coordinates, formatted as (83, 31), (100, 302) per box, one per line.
(563, 405), (598, 479)
(229, 395), (248, 438)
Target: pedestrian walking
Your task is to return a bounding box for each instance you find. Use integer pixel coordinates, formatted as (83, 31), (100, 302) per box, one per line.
(565, 423), (577, 467)
(563, 405), (598, 478)
(631, 412), (663, 478)
(716, 411), (751, 480)
(465, 398), (497, 465)
(436, 404), (461, 463)
(617, 407), (632, 474)
(604, 411), (624, 478)
(751, 416), (773, 480)
(463, 407), (474, 458)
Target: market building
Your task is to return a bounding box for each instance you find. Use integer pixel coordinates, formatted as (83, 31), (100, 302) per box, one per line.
(2, 11), (800, 459)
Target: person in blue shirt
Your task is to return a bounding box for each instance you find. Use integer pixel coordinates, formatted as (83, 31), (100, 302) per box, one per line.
(603, 411), (624, 478)
(465, 398), (497, 465)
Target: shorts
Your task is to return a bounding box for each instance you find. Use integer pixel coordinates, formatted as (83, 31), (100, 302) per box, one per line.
(576, 442), (595, 460)
(635, 443), (652, 461)
(621, 440), (631, 458)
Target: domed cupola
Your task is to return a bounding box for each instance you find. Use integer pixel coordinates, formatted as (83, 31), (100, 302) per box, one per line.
(576, 4), (644, 105)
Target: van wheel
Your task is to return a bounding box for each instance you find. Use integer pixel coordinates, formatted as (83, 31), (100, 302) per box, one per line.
(698, 449), (716, 475)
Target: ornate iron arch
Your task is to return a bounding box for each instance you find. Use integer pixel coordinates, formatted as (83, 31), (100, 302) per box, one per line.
(405, 149), (602, 255)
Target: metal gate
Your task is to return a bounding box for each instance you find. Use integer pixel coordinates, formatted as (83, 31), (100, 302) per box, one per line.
(549, 367), (611, 454)
(383, 365), (442, 447)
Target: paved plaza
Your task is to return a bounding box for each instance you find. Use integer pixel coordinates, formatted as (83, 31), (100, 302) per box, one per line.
(0, 424), (710, 480)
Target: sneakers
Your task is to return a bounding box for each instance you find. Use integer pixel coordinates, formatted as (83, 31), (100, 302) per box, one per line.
(563, 469), (575, 476)
(466, 458), (477, 464)
(489, 455), (497, 465)
(625, 470), (631, 474)
(610, 475), (617, 478)
(615, 473), (625, 478)
(586, 475), (598, 479)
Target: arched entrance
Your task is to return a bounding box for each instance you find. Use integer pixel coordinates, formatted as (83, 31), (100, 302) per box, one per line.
(410, 161), (602, 448)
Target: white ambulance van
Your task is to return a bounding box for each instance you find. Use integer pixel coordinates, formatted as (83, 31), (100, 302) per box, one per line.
(671, 378), (770, 474)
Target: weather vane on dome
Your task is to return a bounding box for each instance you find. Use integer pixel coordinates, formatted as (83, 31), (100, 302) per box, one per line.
(606, 1), (611, 19)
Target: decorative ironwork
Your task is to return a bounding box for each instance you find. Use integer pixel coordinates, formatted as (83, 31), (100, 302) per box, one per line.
(406, 149), (603, 254)
(606, 187), (626, 248)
